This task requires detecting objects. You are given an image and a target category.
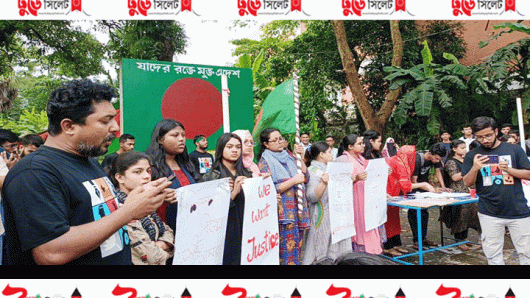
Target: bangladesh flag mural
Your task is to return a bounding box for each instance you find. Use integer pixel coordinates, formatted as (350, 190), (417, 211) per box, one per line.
(121, 58), (254, 152)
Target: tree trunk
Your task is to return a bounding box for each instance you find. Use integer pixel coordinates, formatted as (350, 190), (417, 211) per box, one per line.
(332, 20), (404, 134)
(0, 79), (18, 112)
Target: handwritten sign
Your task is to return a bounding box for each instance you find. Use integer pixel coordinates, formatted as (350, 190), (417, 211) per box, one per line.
(364, 158), (389, 232)
(241, 177), (280, 265)
(326, 162), (356, 244)
(172, 178), (231, 265)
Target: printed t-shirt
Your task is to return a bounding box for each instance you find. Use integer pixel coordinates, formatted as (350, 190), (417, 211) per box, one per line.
(462, 142), (530, 219)
(1, 145), (131, 265)
(189, 150), (214, 175)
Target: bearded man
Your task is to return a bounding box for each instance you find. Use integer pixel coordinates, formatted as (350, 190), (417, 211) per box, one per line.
(2, 79), (174, 265)
(463, 116), (530, 265)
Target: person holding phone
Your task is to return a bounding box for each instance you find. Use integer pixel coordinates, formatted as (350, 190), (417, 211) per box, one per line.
(462, 116), (530, 265)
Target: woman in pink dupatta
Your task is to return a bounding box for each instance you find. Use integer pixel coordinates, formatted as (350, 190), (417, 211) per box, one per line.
(335, 133), (384, 255)
(232, 130), (261, 177)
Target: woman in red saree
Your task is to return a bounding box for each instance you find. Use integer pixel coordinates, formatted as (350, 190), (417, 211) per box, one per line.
(384, 145), (436, 256)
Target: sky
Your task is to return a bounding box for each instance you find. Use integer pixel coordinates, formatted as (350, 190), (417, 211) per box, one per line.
(176, 20), (264, 67)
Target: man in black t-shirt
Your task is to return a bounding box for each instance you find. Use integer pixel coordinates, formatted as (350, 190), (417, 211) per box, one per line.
(462, 116), (530, 265)
(2, 79), (173, 265)
(408, 142), (448, 250)
(101, 133), (136, 173)
(189, 134), (214, 178)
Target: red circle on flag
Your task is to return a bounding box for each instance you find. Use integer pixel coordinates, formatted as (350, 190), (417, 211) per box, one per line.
(161, 78), (223, 138)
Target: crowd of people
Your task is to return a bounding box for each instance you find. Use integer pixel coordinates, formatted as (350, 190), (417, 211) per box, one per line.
(1, 79), (530, 265)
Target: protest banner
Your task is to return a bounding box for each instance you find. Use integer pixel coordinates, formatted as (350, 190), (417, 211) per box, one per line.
(326, 162), (355, 244)
(172, 178), (231, 265)
(241, 177), (280, 265)
(364, 158), (389, 232)
(120, 58), (254, 152)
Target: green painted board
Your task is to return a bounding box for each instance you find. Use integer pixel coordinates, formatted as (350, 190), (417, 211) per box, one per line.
(121, 58), (254, 153)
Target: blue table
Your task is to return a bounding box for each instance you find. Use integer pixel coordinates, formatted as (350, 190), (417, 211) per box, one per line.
(385, 195), (479, 265)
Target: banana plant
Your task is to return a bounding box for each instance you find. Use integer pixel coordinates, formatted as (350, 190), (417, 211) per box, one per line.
(384, 40), (487, 135)
(236, 50), (278, 118)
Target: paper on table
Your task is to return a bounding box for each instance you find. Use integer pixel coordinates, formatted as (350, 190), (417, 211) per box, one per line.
(409, 192), (470, 199)
(396, 198), (459, 208)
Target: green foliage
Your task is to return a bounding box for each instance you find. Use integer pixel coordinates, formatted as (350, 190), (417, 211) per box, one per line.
(18, 76), (65, 113)
(1, 21), (190, 135)
(0, 108), (48, 135)
(477, 21), (530, 131)
(0, 20), (106, 78)
(386, 40), (494, 149)
(104, 20), (188, 63)
(236, 50), (276, 117)
(231, 21), (298, 119)
(230, 20), (470, 145)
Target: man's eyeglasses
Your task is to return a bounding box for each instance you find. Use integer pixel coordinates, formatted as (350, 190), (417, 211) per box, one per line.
(475, 133), (496, 141)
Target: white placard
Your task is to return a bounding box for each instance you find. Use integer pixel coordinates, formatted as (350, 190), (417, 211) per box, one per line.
(172, 178), (231, 265)
(326, 162), (356, 244)
(240, 177), (280, 265)
(364, 158), (389, 232)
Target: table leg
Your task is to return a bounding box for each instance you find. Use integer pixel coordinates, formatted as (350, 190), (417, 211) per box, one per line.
(439, 206), (444, 246)
(417, 208), (423, 265)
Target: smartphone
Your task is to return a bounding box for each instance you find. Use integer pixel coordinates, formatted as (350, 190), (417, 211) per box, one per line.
(486, 155), (499, 164)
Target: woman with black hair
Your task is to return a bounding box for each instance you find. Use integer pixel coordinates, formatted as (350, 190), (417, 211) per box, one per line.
(200, 133), (252, 265)
(108, 151), (176, 265)
(257, 128), (310, 265)
(441, 139), (481, 251)
(444, 140), (468, 192)
(145, 119), (198, 232)
(336, 134), (385, 255)
(302, 142), (352, 264)
(362, 130), (383, 160)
